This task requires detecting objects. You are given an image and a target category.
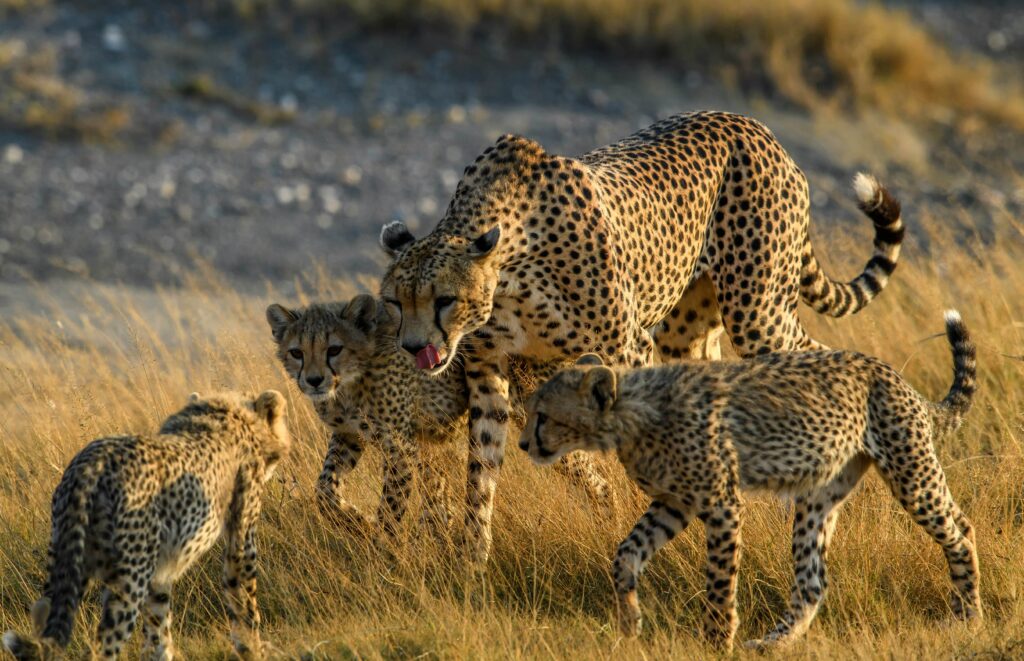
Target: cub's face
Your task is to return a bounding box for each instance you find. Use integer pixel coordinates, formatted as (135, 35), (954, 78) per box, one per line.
(379, 222), (501, 375)
(265, 296), (380, 402)
(518, 356), (618, 465)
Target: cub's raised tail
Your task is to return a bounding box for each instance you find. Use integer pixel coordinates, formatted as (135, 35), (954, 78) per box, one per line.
(931, 310), (977, 435)
(800, 173), (904, 317)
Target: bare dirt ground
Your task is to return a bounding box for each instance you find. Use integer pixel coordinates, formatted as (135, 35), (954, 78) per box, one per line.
(0, 0), (1022, 302)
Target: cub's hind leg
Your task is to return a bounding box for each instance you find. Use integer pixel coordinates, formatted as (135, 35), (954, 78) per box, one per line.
(417, 439), (455, 540)
(747, 455), (870, 650)
(140, 582), (174, 661)
(872, 420), (982, 622)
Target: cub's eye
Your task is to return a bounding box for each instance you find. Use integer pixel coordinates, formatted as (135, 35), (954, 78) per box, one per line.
(435, 296), (456, 311)
(327, 345), (343, 358)
(288, 349), (303, 360)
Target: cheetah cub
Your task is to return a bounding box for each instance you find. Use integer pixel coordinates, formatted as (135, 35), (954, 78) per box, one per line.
(266, 295), (613, 540)
(519, 312), (980, 651)
(266, 295), (469, 536)
(3, 390), (291, 661)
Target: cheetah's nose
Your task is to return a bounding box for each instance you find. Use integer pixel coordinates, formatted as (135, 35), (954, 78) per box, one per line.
(402, 341), (427, 358)
(306, 375), (324, 388)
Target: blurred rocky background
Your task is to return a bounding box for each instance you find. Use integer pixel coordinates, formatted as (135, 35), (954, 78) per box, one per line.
(0, 0), (1022, 291)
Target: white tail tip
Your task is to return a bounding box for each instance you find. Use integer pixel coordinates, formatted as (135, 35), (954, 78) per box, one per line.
(944, 309), (962, 324)
(852, 172), (882, 206)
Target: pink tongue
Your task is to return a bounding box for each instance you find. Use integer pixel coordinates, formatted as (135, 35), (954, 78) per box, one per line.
(415, 344), (442, 369)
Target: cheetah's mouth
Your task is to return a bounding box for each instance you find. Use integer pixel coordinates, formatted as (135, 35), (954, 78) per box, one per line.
(415, 343), (455, 375)
(415, 344), (443, 370)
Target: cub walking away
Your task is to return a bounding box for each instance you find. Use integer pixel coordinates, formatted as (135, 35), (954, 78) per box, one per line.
(3, 390), (291, 660)
(519, 312), (980, 651)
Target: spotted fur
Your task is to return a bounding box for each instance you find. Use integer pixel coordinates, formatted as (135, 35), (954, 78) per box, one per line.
(519, 311), (979, 651)
(266, 296), (612, 539)
(380, 111), (904, 562)
(3, 391), (291, 661)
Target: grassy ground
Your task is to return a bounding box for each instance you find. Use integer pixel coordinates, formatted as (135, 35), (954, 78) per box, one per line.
(0, 209), (1022, 659)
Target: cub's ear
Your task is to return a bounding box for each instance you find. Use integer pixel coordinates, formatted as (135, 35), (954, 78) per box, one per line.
(579, 366), (617, 413)
(575, 353), (604, 367)
(380, 221), (416, 257)
(346, 295), (379, 335)
(266, 304), (298, 342)
(468, 226), (501, 258)
(255, 390), (287, 425)
(188, 392), (201, 404)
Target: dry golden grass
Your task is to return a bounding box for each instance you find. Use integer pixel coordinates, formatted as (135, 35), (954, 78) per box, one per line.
(1, 215), (1023, 659)
(242, 0), (1024, 131)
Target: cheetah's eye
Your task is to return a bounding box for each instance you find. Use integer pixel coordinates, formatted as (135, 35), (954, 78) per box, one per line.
(435, 296), (456, 311)
(288, 349), (303, 360)
(327, 345), (343, 358)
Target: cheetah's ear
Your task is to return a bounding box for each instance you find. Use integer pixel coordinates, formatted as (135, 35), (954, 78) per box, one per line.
(255, 390), (287, 426)
(266, 304), (299, 342)
(188, 392), (201, 403)
(575, 353), (604, 367)
(380, 221), (416, 257)
(346, 295), (379, 336)
(580, 366), (617, 413)
(468, 226), (501, 258)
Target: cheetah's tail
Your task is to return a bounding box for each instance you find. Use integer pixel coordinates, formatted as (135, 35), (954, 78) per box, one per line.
(38, 450), (106, 648)
(931, 310), (977, 435)
(799, 173), (904, 317)
(3, 599), (52, 660)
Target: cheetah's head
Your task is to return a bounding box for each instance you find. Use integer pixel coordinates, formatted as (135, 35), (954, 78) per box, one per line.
(519, 354), (618, 465)
(378, 134), (551, 375)
(266, 295), (384, 402)
(378, 223), (501, 376)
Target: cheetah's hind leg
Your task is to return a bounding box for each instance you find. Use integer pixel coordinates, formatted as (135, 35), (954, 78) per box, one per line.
(652, 274), (725, 362)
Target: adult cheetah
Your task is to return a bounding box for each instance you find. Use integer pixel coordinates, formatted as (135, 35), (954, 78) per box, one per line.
(3, 391), (291, 661)
(379, 111), (904, 562)
(519, 312), (979, 651)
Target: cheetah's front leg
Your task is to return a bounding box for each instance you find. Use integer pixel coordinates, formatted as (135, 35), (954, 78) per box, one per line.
(613, 500), (693, 636)
(701, 497), (743, 651)
(317, 431), (373, 534)
(463, 351), (511, 567)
